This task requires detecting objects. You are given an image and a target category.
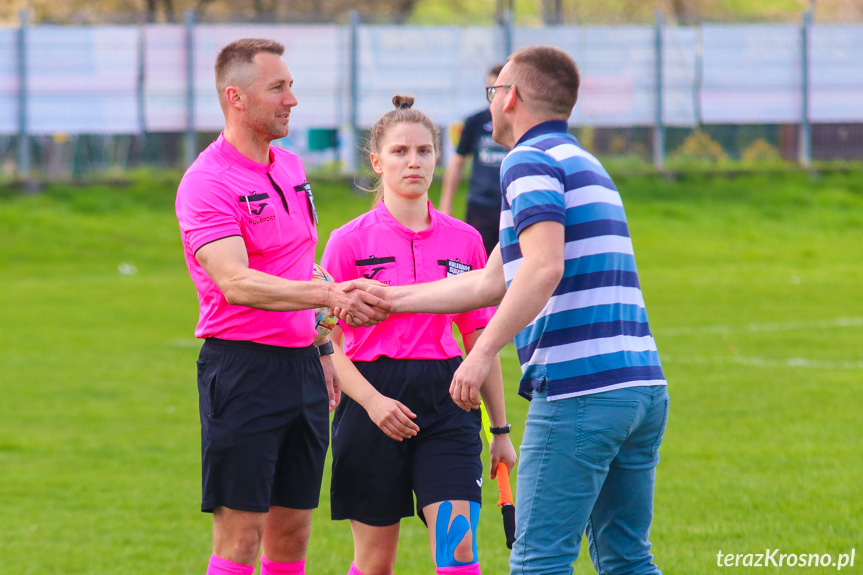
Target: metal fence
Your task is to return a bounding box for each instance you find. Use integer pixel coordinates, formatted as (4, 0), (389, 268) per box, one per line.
(1, 8), (861, 179)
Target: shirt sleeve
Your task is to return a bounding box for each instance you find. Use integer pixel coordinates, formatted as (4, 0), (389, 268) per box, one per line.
(321, 229), (354, 283)
(455, 113), (479, 157)
(176, 171), (242, 254)
(501, 148), (566, 237)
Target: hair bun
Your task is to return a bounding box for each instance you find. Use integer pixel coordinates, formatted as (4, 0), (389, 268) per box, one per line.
(392, 95), (415, 110)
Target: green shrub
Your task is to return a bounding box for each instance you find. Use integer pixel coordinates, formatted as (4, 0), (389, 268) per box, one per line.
(667, 130), (729, 167)
(741, 138), (784, 165)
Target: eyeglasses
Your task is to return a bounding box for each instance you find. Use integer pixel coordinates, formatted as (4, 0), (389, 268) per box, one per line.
(486, 84), (523, 104)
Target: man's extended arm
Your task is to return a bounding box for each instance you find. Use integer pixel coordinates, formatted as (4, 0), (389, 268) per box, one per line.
(340, 219), (562, 333)
(346, 242), (507, 317)
(197, 235), (392, 325)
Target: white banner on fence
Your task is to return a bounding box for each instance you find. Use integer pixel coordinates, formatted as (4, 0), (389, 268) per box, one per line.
(142, 25), (185, 133)
(518, 26), (657, 127)
(357, 26), (503, 128)
(700, 25), (802, 124)
(143, 24), (345, 133)
(663, 26), (698, 127)
(2, 22), (863, 137)
(811, 25), (863, 123)
(27, 26), (139, 135)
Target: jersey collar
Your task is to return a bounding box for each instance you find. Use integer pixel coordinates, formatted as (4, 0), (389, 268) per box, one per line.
(515, 120), (569, 146)
(214, 133), (276, 174)
(375, 200), (437, 239)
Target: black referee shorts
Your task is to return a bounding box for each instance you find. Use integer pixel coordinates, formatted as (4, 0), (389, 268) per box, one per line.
(196, 338), (329, 513)
(330, 356), (483, 526)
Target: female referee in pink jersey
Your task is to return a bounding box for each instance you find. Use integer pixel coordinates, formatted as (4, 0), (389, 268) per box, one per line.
(321, 96), (518, 575)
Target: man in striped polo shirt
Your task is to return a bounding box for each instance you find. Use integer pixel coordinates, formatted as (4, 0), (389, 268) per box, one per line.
(346, 45), (668, 575)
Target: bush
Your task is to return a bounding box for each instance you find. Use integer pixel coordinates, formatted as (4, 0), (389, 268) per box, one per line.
(667, 130), (729, 167)
(741, 138), (785, 165)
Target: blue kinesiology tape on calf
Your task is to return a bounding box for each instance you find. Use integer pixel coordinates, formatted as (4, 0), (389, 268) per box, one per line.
(434, 501), (481, 567)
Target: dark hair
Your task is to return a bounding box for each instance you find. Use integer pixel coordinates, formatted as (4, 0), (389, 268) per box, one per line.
(366, 95), (440, 206)
(214, 39), (285, 102)
(489, 63), (504, 77)
(507, 45), (579, 119)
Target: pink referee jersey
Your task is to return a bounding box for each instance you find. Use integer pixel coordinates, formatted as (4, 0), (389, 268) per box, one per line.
(322, 200), (495, 361)
(176, 134), (319, 347)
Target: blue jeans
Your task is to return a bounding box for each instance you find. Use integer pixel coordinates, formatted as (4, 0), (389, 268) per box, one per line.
(510, 385), (670, 575)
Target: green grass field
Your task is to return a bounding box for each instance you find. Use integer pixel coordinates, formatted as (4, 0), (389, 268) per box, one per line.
(1, 170), (862, 574)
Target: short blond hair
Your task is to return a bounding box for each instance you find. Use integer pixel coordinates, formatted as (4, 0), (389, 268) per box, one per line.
(214, 39), (285, 105)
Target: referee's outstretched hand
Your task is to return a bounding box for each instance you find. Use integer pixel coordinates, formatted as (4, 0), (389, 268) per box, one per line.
(335, 279), (392, 328)
(333, 279), (393, 327)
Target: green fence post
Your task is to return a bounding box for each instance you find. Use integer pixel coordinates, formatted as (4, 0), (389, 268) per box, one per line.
(348, 10), (360, 175)
(137, 22), (147, 146)
(799, 8), (812, 168)
(653, 11), (665, 170)
(16, 9), (30, 179)
(501, 4), (513, 58)
(184, 9), (196, 169)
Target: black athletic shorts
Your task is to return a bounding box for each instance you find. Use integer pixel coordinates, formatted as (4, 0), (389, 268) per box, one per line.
(196, 338), (329, 513)
(330, 356), (483, 526)
(466, 201), (501, 257)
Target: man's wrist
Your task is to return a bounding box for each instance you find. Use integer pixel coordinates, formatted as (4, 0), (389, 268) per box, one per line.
(316, 340), (334, 356)
(471, 336), (502, 361)
(489, 424), (511, 435)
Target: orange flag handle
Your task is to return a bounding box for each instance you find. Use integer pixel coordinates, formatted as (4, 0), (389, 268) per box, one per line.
(496, 462), (514, 507)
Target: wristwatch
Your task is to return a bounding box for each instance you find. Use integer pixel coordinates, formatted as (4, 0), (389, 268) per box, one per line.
(489, 424), (512, 435)
(316, 340), (335, 356)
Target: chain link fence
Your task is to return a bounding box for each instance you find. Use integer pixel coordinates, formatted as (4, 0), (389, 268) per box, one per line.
(1, 9), (861, 181)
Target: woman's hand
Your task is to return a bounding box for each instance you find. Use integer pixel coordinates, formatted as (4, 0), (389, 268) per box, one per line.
(362, 392), (420, 441)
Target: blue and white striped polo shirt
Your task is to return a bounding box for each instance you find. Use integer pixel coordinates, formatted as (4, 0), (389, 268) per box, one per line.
(499, 121), (666, 401)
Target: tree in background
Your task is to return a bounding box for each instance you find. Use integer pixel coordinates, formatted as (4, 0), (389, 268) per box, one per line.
(435, 0), (860, 24)
(146, 0), (176, 22)
(3, 0), (421, 23)
(1, 0), (860, 25)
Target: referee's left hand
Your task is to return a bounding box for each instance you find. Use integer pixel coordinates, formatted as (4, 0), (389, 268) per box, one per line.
(319, 355), (341, 412)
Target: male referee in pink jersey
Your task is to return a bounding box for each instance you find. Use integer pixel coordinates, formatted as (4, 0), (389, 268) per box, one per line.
(175, 39), (392, 575)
